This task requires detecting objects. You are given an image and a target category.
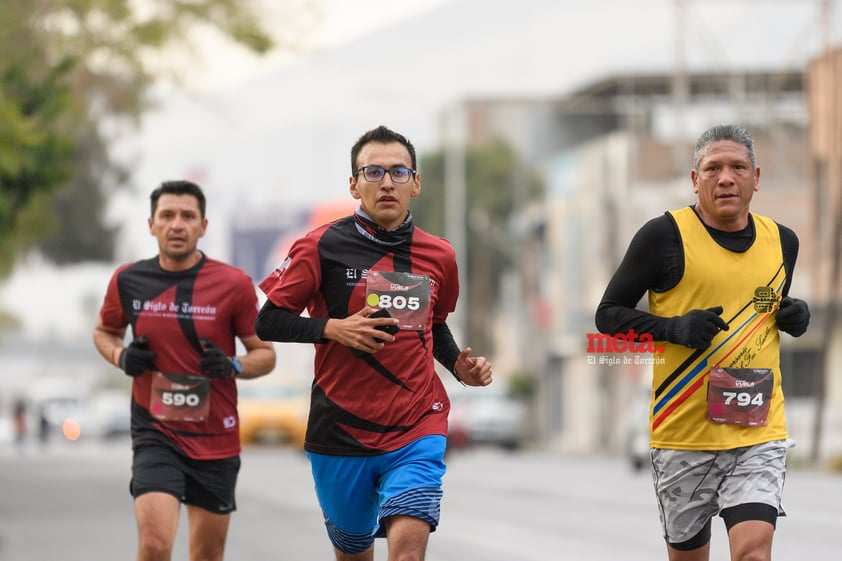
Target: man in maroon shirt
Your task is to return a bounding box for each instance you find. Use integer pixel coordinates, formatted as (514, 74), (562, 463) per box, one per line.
(256, 126), (493, 561)
(93, 180), (275, 561)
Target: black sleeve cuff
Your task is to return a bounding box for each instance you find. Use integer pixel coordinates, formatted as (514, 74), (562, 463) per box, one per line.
(432, 322), (464, 383)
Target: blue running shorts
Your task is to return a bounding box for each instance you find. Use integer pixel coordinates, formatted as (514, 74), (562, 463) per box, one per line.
(306, 435), (447, 554)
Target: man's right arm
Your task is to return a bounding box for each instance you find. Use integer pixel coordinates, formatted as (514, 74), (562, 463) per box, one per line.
(594, 216), (676, 339)
(93, 316), (128, 368)
(254, 299), (329, 344)
(595, 215), (731, 350)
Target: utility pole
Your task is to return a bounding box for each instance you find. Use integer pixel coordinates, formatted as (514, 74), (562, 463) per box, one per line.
(672, 0), (689, 173)
(444, 104), (468, 342)
(810, 0), (840, 466)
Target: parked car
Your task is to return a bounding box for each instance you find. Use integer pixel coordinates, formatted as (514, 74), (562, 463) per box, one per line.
(625, 418), (650, 472)
(85, 389), (131, 439)
(27, 377), (90, 443)
(447, 383), (529, 451)
(237, 380), (309, 448)
(624, 387), (652, 472)
(0, 408), (16, 445)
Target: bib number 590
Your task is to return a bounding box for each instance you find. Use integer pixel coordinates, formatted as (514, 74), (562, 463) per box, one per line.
(160, 391), (201, 407)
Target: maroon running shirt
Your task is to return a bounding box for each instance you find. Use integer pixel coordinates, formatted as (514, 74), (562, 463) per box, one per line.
(98, 254), (260, 459)
(259, 215), (459, 455)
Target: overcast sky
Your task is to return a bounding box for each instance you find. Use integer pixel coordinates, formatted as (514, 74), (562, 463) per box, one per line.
(112, 0), (840, 257)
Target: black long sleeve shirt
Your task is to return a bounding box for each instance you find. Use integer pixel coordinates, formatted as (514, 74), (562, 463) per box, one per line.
(594, 207), (799, 339)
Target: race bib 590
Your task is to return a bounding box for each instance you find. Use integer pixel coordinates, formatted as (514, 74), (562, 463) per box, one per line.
(149, 372), (210, 422)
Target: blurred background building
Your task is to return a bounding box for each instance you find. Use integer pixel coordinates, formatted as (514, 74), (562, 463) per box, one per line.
(451, 64), (834, 456)
(442, 38), (842, 461)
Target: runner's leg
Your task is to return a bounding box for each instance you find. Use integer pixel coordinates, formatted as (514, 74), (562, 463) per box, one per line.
(384, 515), (430, 561)
(727, 520), (774, 561)
(134, 492), (180, 561)
(335, 545), (374, 561)
(186, 504), (231, 561)
(666, 541), (710, 561)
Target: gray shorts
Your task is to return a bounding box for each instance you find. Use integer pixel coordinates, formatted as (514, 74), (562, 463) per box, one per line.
(651, 440), (790, 544)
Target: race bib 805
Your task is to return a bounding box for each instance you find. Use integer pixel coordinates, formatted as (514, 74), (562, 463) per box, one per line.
(365, 270), (431, 330)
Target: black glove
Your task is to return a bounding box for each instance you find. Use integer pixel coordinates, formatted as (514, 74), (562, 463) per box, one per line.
(665, 306), (730, 350)
(776, 297), (810, 337)
(199, 338), (234, 379)
(119, 335), (157, 377)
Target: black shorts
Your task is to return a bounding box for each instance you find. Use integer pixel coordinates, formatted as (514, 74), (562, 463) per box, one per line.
(130, 444), (241, 514)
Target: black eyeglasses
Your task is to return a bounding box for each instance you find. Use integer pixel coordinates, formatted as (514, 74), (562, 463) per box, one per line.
(354, 165), (416, 184)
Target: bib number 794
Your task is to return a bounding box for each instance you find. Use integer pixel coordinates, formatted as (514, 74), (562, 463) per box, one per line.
(706, 367), (772, 427)
(722, 391), (764, 407)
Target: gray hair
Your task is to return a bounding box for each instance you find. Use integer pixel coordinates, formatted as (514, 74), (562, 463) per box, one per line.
(692, 124), (756, 170)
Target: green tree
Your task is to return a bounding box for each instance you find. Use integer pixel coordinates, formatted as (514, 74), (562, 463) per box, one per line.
(414, 138), (543, 354)
(0, 0), (313, 275)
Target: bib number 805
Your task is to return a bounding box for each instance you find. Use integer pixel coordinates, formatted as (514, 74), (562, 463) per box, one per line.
(160, 391), (201, 407)
(377, 295), (420, 311)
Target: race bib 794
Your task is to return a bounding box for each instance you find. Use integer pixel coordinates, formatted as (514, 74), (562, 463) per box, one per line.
(706, 367), (773, 427)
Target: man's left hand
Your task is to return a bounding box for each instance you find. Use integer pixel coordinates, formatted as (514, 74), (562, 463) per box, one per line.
(776, 297), (810, 337)
(453, 347), (493, 387)
(199, 338), (234, 378)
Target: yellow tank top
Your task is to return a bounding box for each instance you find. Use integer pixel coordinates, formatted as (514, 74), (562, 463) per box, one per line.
(647, 206), (788, 450)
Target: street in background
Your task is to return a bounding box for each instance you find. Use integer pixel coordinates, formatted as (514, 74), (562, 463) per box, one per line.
(1, 442), (840, 560)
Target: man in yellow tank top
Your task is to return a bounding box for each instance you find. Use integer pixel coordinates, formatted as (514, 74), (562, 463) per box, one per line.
(595, 124), (810, 561)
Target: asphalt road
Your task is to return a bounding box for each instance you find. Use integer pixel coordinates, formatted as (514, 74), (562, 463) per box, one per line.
(1, 438), (840, 560)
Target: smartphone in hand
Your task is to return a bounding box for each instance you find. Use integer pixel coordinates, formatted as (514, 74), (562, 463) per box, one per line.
(351, 308), (399, 357)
